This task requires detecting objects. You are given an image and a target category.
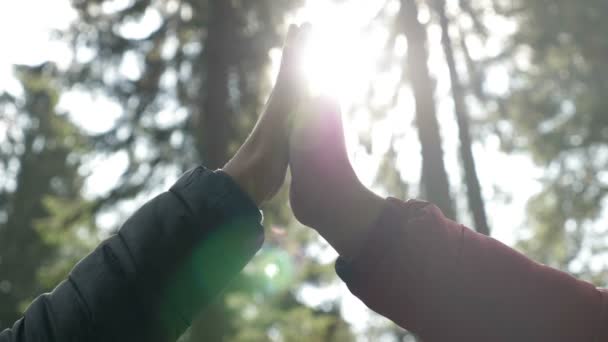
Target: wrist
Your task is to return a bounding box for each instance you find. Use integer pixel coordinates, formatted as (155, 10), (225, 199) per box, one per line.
(222, 149), (263, 206)
(320, 185), (385, 259)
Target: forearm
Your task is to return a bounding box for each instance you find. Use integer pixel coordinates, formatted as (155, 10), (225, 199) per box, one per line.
(303, 183), (385, 260)
(0, 167), (264, 342)
(335, 198), (608, 341)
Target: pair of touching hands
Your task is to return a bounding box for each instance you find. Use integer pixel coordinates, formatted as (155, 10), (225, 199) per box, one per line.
(223, 24), (383, 259)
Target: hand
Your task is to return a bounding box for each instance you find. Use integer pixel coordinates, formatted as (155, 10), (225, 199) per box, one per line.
(223, 24), (310, 206)
(288, 96), (384, 259)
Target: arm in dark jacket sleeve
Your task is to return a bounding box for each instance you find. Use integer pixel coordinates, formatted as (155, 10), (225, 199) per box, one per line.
(0, 166), (264, 342)
(335, 198), (608, 342)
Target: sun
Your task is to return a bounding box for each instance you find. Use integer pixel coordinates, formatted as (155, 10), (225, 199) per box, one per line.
(276, 1), (390, 107)
(267, 0), (408, 188)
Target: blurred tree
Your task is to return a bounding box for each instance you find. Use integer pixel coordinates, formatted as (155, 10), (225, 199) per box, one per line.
(506, 0), (608, 276)
(398, 0), (456, 219)
(492, 0), (608, 272)
(0, 64), (91, 329)
(435, 0), (489, 235)
(460, 0), (608, 277)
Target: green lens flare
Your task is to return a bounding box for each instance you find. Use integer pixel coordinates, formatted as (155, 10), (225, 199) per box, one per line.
(256, 247), (294, 294)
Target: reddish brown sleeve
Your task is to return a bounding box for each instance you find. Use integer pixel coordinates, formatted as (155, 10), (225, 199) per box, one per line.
(335, 198), (608, 341)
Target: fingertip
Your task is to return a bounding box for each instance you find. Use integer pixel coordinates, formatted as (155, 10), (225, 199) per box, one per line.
(285, 24), (299, 44)
(299, 23), (312, 43)
(300, 22), (312, 33)
(288, 25), (310, 58)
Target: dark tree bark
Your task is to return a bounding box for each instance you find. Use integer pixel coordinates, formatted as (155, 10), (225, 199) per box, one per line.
(196, 0), (235, 169)
(399, 0), (456, 219)
(188, 1), (237, 339)
(436, 0), (490, 235)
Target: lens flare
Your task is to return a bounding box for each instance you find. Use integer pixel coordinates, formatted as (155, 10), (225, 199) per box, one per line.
(256, 247), (295, 294)
(264, 263), (280, 279)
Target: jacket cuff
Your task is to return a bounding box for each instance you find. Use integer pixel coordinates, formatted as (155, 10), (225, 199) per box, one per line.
(161, 166), (264, 326)
(334, 197), (402, 284)
(335, 198), (432, 282)
(169, 166), (262, 227)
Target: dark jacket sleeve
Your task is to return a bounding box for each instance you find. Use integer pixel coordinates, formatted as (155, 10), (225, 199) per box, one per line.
(0, 166), (264, 342)
(335, 198), (608, 342)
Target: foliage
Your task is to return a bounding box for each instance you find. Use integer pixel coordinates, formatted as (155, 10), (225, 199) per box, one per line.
(3, 0), (608, 339)
(485, 0), (608, 277)
(0, 64), (91, 327)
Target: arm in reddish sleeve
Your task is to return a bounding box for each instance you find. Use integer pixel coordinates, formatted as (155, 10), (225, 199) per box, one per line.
(335, 198), (608, 342)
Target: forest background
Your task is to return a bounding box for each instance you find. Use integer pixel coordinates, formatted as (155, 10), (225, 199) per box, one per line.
(1, 0), (608, 340)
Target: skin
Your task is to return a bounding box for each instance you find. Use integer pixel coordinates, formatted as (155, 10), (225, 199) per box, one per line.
(223, 23), (384, 260)
(288, 96), (385, 260)
(222, 24), (308, 205)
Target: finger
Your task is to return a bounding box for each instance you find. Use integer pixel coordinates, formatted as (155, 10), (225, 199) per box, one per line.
(293, 23), (311, 58)
(282, 25), (312, 78)
(293, 23), (311, 49)
(299, 22), (312, 41)
(283, 24), (300, 50)
(279, 25), (300, 70)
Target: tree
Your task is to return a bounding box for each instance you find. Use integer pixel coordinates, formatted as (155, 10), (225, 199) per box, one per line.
(398, 0), (456, 219)
(435, 0), (489, 235)
(507, 0), (608, 276)
(458, 0), (608, 277)
(0, 64), (91, 329)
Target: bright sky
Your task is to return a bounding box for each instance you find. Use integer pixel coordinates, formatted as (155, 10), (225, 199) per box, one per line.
(0, 0), (547, 335)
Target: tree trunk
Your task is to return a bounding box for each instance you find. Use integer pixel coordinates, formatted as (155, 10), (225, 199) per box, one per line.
(0, 76), (67, 328)
(188, 1), (236, 340)
(0, 129), (53, 328)
(196, 0), (235, 169)
(436, 0), (490, 235)
(399, 0), (456, 219)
